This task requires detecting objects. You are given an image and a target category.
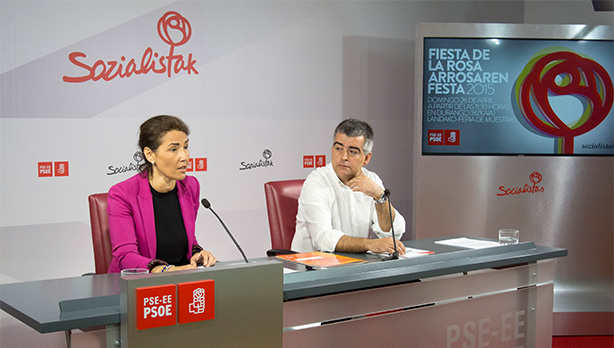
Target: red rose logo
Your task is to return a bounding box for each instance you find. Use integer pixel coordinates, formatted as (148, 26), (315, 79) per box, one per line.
(529, 171), (542, 184)
(157, 11), (192, 48)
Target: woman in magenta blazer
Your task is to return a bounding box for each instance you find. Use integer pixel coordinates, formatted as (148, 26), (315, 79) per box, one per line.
(107, 115), (216, 273)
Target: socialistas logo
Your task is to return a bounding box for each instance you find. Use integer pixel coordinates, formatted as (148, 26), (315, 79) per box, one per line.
(497, 171), (545, 197)
(515, 48), (613, 154)
(107, 152), (142, 175)
(63, 11), (198, 83)
(240, 149), (274, 171)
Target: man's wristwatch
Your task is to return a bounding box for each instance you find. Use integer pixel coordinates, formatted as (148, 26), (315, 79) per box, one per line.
(375, 191), (388, 204)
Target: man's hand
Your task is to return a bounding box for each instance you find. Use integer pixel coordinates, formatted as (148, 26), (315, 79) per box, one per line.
(346, 173), (383, 200)
(348, 170), (398, 235)
(336, 235), (405, 255)
(366, 237), (406, 255)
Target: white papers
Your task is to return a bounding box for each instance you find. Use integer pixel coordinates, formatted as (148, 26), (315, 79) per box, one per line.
(402, 247), (435, 258)
(368, 247), (434, 259)
(435, 237), (500, 249)
(283, 268), (298, 274)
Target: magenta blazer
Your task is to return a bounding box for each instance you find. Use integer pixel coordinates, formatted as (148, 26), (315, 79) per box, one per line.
(106, 171), (201, 273)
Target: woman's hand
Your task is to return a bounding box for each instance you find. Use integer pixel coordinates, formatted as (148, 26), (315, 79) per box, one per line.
(190, 249), (217, 268)
(151, 263), (196, 273)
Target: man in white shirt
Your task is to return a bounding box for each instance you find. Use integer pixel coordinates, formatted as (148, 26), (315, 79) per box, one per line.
(291, 119), (406, 255)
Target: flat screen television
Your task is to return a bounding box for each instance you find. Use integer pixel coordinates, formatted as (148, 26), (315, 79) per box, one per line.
(417, 23), (614, 156)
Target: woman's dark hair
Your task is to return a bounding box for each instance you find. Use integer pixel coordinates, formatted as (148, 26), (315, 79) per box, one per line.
(138, 115), (190, 173)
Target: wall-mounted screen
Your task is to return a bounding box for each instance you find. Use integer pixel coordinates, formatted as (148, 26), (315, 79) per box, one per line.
(420, 25), (613, 156)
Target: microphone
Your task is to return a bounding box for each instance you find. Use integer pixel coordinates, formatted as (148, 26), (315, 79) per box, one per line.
(381, 189), (399, 261)
(201, 198), (249, 263)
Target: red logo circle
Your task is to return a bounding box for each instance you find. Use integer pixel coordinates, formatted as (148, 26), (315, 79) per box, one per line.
(529, 171), (542, 185)
(517, 50), (613, 154)
(157, 11), (192, 47)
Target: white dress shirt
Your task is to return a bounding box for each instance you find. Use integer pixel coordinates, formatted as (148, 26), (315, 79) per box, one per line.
(291, 163), (405, 252)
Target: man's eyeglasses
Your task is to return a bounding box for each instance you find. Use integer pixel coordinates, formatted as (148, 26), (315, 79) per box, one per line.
(333, 143), (362, 158)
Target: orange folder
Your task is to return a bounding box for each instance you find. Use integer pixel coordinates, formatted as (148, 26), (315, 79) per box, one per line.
(277, 251), (364, 268)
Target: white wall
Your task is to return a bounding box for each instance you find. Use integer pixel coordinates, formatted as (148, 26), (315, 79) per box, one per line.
(0, 0), (525, 282)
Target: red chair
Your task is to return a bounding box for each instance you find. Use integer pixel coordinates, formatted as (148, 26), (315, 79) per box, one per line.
(88, 193), (113, 274)
(264, 179), (305, 255)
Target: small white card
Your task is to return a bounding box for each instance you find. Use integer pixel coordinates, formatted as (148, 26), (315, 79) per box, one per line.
(435, 237), (500, 249)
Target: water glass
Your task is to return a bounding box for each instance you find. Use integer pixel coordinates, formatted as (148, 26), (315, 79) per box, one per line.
(121, 268), (149, 277)
(498, 229), (519, 245)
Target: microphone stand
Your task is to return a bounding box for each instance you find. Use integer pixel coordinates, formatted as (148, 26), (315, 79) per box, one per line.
(201, 199), (249, 263)
(381, 189), (399, 261)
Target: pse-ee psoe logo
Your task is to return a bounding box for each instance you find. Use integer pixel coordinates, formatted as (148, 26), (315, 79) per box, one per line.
(38, 161), (69, 177)
(303, 155), (326, 168)
(187, 158), (207, 172)
(136, 280), (214, 330)
(515, 48), (613, 154)
(63, 11), (198, 83)
(427, 129), (460, 146)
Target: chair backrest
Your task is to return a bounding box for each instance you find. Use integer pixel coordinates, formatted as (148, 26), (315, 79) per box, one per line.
(88, 193), (112, 274)
(263, 179), (305, 250)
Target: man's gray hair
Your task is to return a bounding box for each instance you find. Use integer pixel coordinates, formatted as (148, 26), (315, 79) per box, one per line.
(333, 118), (374, 155)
